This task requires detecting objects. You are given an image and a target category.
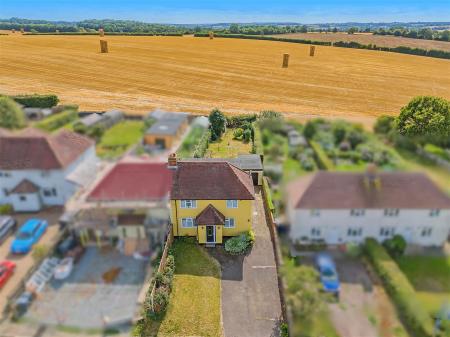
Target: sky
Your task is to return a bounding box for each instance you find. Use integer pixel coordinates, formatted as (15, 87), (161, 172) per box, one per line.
(1, 0), (449, 24)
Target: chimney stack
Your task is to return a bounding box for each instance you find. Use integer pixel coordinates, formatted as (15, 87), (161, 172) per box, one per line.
(364, 163), (381, 190)
(168, 153), (178, 169)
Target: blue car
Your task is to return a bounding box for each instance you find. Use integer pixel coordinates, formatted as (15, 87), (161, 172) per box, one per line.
(10, 219), (48, 254)
(315, 253), (340, 296)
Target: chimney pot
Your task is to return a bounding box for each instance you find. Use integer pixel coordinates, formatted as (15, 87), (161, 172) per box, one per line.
(168, 153), (177, 169)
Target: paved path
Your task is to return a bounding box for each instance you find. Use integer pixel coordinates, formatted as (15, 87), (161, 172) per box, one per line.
(209, 189), (282, 337)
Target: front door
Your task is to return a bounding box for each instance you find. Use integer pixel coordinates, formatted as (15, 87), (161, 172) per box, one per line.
(206, 225), (215, 243)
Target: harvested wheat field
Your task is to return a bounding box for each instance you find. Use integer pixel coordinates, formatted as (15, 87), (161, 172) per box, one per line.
(276, 32), (450, 52)
(1, 34), (449, 124)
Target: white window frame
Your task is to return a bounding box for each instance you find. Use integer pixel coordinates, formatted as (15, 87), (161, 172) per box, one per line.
(224, 218), (235, 228)
(429, 209), (440, 217)
(226, 200), (238, 208)
(350, 209), (365, 217)
(181, 218), (194, 228)
(180, 200), (197, 209)
(384, 209), (399, 217)
(310, 209), (321, 217)
(311, 227), (321, 237)
(420, 227), (432, 237)
(380, 227), (395, 237)
(347, 227), (363, 237)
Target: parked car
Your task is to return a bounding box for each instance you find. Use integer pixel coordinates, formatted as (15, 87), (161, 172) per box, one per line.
(0, 216), (16, 244)
(315, 253), (340, 296)
(14, 291), (34, 318)
(54, 257), (74, 280)
(56, 236), (76, 256)
(10, 219), (48, 254)
(0, 260), (16, 289)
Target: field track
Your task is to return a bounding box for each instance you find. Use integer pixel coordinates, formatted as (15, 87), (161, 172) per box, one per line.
(1, 35), (449, 125)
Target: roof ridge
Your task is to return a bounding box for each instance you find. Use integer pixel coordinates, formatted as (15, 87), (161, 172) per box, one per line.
(227, 162), (254, 197)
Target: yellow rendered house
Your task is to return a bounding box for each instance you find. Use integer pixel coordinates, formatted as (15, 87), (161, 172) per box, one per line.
(169, 154), (255, 245)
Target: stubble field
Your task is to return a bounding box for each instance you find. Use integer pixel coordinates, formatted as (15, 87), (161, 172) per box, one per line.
(1, 34), (449, 124)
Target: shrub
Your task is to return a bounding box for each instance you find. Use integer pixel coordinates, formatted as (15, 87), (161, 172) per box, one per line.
(32, 244), (50, 262)
(0, 96), (26, 129)
(193, 130), (211, 158)
(364, 239), (434, 337)
(243, 128), (252, 143)
(226, 114), (257, 128)
(233, 128), (243, 140)
(35, 108), (78, 131)
(280, 322), (289, 337)
(374, 115), (395, 134)
(152, 287), (169, 314)
(209, 108), (226, 140)
(252, 123), (264, 155)
(0, 204), (13, 215)
(224, 231), (254, 255)
(11, 94), (59, 108)
(348, 130), (366, 149)
(424, 143), (450, 162)
(383, 235), (407, 259)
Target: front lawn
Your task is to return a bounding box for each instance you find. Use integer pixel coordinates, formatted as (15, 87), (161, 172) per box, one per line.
(154, 239), (222, 337)
(397, 255), (450, 315)
(207, 129), (252, 158)
(96, 120), (144, 159)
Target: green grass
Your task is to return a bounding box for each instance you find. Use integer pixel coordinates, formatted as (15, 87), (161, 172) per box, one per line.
(207, 129), (252, 158)
(176, 126), (207, 158)
(96, 120), (144, 159)
(397, 255), (450, 315)
(154, 239), (222, 337)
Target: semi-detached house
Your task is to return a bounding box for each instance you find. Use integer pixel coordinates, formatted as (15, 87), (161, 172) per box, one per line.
(287, 169), (450, 247)
(0, 128), (97, 212)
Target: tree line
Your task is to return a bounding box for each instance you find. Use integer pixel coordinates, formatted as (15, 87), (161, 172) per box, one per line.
(373, 27), (450, 42)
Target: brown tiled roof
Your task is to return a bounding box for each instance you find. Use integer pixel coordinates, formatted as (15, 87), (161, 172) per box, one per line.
(0, 129), (93, 170)
(195, 204), (225, 225)
(10, 179), (40, 194)
(171, 161), (255, 200)
(292, 171), (450, 209)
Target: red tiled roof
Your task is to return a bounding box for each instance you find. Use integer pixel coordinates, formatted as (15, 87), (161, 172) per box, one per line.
(10, 179), (40, 194)
(292, 171), (450, 209)
(195, 204), (225, 225)
(171, 161), (255, 200)
(88, 162), (173, 202)
(0, 128), (93, 170)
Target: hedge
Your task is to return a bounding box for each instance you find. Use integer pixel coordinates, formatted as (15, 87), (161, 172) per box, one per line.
(0, 204), (13, 215)
(226, 114), (257, 128)
(193, 129), (211, 158)
(194, 33), (332, 46)
(35, 108), (78, 131)
(364, 239), (434, 337)
(262, 177), (275, 212)
(252, 123), (264, 156)
(194, 34), (450, 60)
(10, 94), (59, 108)
(24, 32), (183, 36)
(309, 140), (335, 170)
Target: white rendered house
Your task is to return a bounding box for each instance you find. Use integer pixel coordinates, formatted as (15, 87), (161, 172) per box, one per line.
(287, 170), (450, 247)
(0, 128), (97, 212)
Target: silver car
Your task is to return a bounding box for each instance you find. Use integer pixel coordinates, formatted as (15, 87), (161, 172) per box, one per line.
(0, 216), (17, 244)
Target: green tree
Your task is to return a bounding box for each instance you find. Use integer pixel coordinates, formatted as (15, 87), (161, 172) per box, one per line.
(383, 235), (407, 259)
(347, 27), (358, 34)
(209, 108), (226, 141)
(396, 96), (450, 140)
(0, 96), (26, 129)
(374, 115), (395, 134)
(243, 128), (252, 143)
(229, 24), (240, 34)
(303, 121), (316, 139)
(332, 121), (347, 144)
(300, 25), (308, 33)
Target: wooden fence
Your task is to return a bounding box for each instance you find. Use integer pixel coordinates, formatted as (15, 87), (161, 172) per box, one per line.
(149, 225), (174, 311)
(260, 179), (292, 334)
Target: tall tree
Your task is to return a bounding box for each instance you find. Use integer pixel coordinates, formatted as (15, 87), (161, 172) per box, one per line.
(209, 108), (226, 140)
(396, 96), (450, 140)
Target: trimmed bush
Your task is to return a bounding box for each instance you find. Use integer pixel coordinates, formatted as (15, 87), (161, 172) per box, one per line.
(226, 114), (257, 128)
(252, 123), (263, 155)
(364, 238), (434, 337)
(310, 141), (334, 170)
(0, 96), (26, 129)
(35, 108), (78, 131)
(193, 130), (211, 158)
(11, 94), (59, 108)
(224, 231), (255, 255)
(0, 204), (13, 215)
